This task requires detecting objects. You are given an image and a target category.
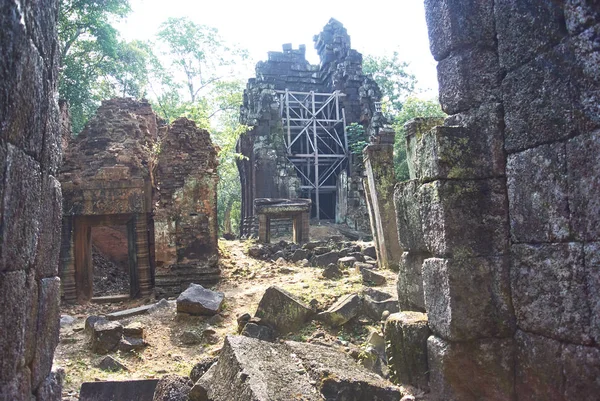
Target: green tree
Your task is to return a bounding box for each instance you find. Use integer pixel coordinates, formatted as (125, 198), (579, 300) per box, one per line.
(363, 51), (416, 116)
(392, 96), (445, 181)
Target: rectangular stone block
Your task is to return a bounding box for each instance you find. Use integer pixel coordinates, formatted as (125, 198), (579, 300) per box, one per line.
(1, 144), (42, 272)
(0, 270), (27, 382)
(507, 142), (570, 243)
(515, 330), (564, 401)
(584, 242), (600, 343)
(503, 43), (591, 153)
(562, 342), (600, 399)
(511, 243), (592, 344)
(437, 48), (502, 115)
(419, 179), (509, 258)
(31, 277), (61, 388)
(568, 130), (600, 241)
(384, 312), (430, 389)
(416, 124), (504, 182)
(573, 26), (600, 129)
(495, 0), (567, 71)
(34, 175), (62, 278)
(394, 180), (426, 253)
(423, 256), (515, 341)
(404, 117), (445, 180)
(428, 336), (515, 401)
(397, 252), (426, 312)
(424, 0), (496, 61)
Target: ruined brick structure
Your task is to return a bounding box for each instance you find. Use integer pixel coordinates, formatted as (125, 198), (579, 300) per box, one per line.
(59, 99), (219, 301)
(237, 19), (382, 235)
(369, 1), (600, 399)
(0, 0), (64, 399)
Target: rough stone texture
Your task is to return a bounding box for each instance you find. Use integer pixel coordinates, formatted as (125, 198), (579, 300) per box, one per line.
(312, 251), (340, 267)
(152, 375), (192, 401)
(384, 312), (430, 389)
(0, 0), (63, 398)
(196, 336), (401, 401)
(507, 142), (570, 243)
(419, 179), (509, 258)
(567, 130), (600, 241)
(394, 180), (427, 252)
(428, 336), (515, 401)
(358, 265), (387, 286)
(97, 356), (128, 372)
(511, 243), (592, 344)
(189, 357), (217, 383)
(584, 242), (600, 343)
(90, 321), (124, 354)
(176, 284), (224, 316)
(240, 322), (275, 342)
(423, 257), (515, 341)
(317, 293), (361, 327)
(254, 286), (312, 334)
(79, 380), (159, 401)
(397, 252), (426, 312)
(362, 288), (399, 321)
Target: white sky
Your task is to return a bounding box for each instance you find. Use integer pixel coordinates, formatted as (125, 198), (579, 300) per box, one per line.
(116, 0), (439, 98)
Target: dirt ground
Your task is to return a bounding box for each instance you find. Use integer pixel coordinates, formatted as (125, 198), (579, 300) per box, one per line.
(55, 223), (412, 400)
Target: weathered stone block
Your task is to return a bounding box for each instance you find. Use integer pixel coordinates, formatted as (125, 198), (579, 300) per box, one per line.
(34, 175), (62, 278)
(35, 368), (63, 401)
(405, 117), (445, 180)
(397, 252), (426, 312)
(495, 0), (567, 71)
(511, 243), (591, 344)
(567, 130), (600, 241)
(384, 312), (430, 389)
(424, 0), (496, 61)
(91, 321), (124, 355)
(503, 43), (590, 152)
(312, 251), (340, 267)
(428, 336), (515, 401)
(515, 331), (564, 401)
(562, 342), (600, 399)
(362, 288), (399, 321)
(254, 286), (312, 334)
(423, 256), (514, 341)
(416, 123), (504, 181)
(584, 242), (600, 343)
(394, 180), (426, 252)
(573, 26), (600, 128)
(419, 179), (509, 258)
(31, 277), (61, 388)
(152, 375), (192, 401)
(507, 142), (570, 243)
(176, 284), (224, 316)
(565, 0), (600, 34)
(1, 144), (42, 272)
(437, 48), (501, 115)
(0, 271), (27, 382)
(317, 293), (361, 327)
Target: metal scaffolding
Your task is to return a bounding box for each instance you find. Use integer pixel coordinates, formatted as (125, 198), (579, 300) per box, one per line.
(277, 89), (348, 220)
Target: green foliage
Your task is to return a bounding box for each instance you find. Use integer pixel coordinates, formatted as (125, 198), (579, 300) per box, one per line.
(363, 51), (416, 116)
(392, 97), (445, 181)
(347, 123), (368, 167)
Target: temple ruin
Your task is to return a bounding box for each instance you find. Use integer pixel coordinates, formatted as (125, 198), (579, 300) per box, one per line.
(59, 99), (219, 302)
(237, 19), (384, 237)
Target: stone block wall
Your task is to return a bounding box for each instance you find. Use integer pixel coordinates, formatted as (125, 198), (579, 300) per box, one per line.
(400, 0), (600, 399)
(0, 0), (64, 399)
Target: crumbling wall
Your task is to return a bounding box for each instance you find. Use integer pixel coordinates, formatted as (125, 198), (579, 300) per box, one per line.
(0, 0), (64, 399)
(388, 1), (600, 399)
(154, 118), (220, 296)
(238, 19), (381, 234)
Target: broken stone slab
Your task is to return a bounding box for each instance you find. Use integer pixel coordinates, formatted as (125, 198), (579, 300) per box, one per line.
(312, 251), (340, 267)
(236, 313), (251, 333)
(153, 375), (192, 401)
(313, 246), (332, 255)
(362, 245), (377, 259)
(290, 248), (310, 262)
(79, 379), (159, 401)
(106, 304), (154, 321)
(118, 336), (147, 352)
(362, 288), (399, 321)
(338, 256), (357, 268)
(148, 299), (173, 314)
(180, 330), (202, 345)
(317, 293), (362, 327)
(85, 315), (108, 335)
(384, 312), (430, 389)
(190, 357), (217, 383)
(91, 321), (123, 354)
(176, 284), (224, 316)
(97, 355), (128, 372)
(254, 286), (312, 334)
(123, 322), (145, 339)
(192, 335), (402, 401)
(241, 322), (275, 342)
(322, 263), (342, 279)
(303, 240), (326, 250)
(356, 264), (386, 286)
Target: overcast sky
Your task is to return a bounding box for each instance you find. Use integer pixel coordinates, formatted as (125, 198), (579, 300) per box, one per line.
(116, 0), (439, 98)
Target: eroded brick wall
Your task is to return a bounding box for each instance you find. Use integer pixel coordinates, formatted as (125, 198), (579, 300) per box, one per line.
(0, 0), (64, 399)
